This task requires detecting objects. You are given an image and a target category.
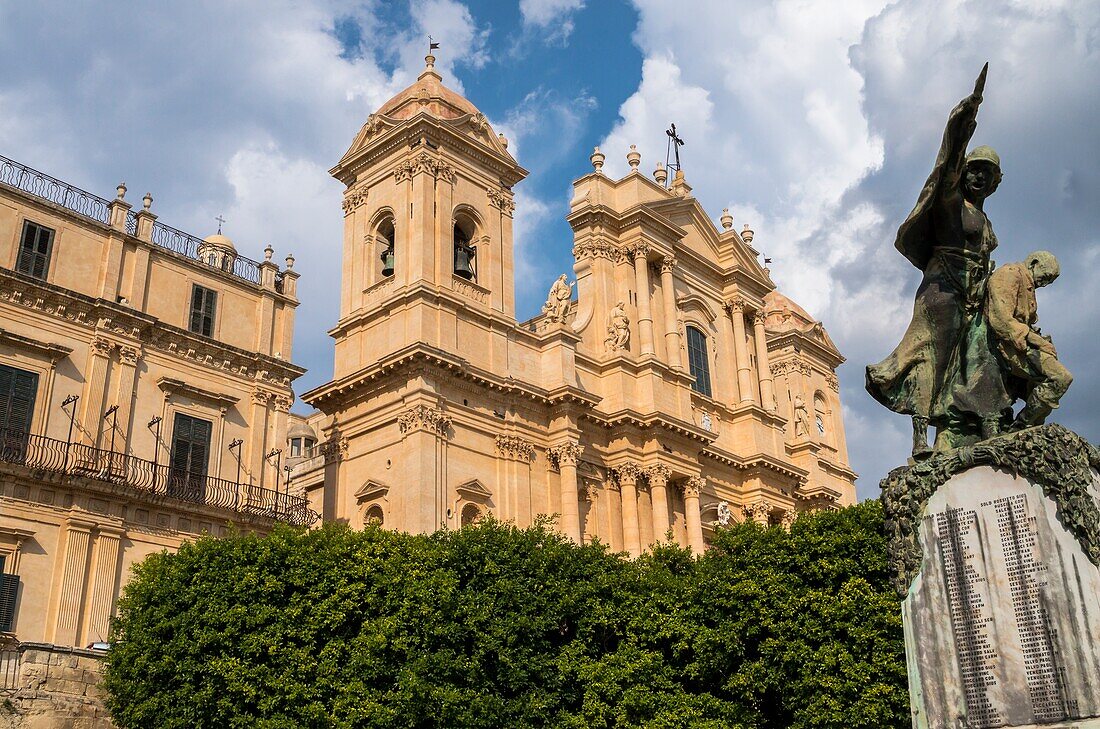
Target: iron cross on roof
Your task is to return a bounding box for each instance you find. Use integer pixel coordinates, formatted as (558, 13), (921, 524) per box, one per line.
(215, 215), (226, 233)
(664, 123), (685, 184)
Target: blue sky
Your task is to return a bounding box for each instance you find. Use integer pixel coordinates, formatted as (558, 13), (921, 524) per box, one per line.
(2, 0), (1098, 497)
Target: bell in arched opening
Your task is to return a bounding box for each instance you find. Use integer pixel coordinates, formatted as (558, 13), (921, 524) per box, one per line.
(453, 221), (476, 280)
(378, 218), (396, 277)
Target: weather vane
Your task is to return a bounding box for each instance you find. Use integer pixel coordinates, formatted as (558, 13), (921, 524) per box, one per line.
(664, 123), (684, 187)
(215, 214), (226, 234)
(429, 35), (440, 53)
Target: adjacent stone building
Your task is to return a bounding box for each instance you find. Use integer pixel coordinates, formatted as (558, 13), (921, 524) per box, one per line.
(293, 55), (856, 555)
(0, 154), (310, 651)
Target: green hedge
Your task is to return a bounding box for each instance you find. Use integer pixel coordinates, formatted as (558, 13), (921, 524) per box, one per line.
(103, 502), (908, 728)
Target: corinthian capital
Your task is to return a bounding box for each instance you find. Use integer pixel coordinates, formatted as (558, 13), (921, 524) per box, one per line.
(645, 464), (672, 486)
(726, 297), (746, 314)
(682, 476), (705, 499)
(752, 310), (766, 327)
(613, 463), (642, 485)
(659, 256), (678, 274)
(495, 434), (536, 461)
(547, 441), (583, 468)
(397, 404), (451, 436)
(743, 500), (773, 524)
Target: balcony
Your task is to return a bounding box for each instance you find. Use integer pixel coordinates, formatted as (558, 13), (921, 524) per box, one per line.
(0, 154), (269, 289)
(0, 428), (316, 527)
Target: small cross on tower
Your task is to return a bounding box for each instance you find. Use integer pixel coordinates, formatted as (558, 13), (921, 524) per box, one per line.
(215, 215), (226, 234)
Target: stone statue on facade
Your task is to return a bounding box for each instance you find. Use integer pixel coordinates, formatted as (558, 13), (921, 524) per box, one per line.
(541, 274), (573, 323)
(716, 501), (732, 527)
(867, 64), (1010, 456)
(605, 301), (630, 351)
(793, 395), (812, 438)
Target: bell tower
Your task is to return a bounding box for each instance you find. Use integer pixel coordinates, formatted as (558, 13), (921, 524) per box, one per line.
(328, 54), (527, 381)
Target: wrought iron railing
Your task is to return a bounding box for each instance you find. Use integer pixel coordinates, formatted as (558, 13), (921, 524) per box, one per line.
(0, 155), (111, 225)
(148, 221), (263, 285)
(0, 154), (269, 288)
(0, 428), (315, 527)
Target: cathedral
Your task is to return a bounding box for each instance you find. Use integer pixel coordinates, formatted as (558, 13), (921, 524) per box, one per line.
(289, 54), (856, 555)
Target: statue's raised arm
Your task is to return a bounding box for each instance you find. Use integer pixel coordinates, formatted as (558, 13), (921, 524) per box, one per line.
(895, 63), (988, 270)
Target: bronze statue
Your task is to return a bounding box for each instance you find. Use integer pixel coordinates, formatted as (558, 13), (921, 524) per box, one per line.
(867, 64), (1012, 455)
(986, 251), (1072, 429)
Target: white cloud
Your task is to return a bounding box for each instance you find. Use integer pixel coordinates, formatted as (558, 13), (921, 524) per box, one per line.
(612, 0), (1100, 494)
(519, 0), (585, 43)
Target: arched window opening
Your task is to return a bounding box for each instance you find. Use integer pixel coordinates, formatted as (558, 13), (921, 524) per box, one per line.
(364, 505), (384, 526)
(453, 218), (477, 281)
(460, 503), (482, 527)
(377, 217), (396, 277)
(814, 392), (828, 437)
(686, 325), (712, 397)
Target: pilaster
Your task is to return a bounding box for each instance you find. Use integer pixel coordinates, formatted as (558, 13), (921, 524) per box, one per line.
(659, 257), (681, 369)
(647, 464), (673, 542)
(633, 244), (655, 355)
(682, 476), (706, 554)
(614, 464), (643, 557)
(548, 441), (583, 542)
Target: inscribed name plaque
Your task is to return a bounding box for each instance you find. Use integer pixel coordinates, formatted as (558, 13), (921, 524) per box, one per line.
(904, 466), (1100, 728)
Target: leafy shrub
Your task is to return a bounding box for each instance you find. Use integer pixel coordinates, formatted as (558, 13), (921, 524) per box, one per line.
(104, 503), (908, 728)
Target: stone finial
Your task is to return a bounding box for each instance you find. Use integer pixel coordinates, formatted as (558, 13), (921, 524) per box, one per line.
(720, 208), (733, 230)
(626, 144), (641, 171)
(285, 253), (295, 270)
(654, 162), (667, 186)
(142, 192), (153, 211)
(741, 223), (754, 244)
(116, 182), (127, 200)
(425, 53), (436, 71)
(264, 244), (274, 262)
(590, 147), (605, 174)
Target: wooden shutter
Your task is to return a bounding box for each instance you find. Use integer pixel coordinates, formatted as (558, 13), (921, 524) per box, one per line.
(0, 364), (39, 433)
(171, 413), (211, 476)
(189, 286), (217, 336)
(0, 573), (18, 632)
(16, 222), (54, 280)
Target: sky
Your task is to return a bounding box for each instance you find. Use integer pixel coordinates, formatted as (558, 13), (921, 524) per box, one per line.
(1, 0), (1097, 499)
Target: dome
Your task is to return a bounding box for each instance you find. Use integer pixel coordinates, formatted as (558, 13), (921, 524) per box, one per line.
(763, 290), (815, 332)
(288, 421), (318, 441)
(376, 54), (482, 121)
(201, 233), (236, 252)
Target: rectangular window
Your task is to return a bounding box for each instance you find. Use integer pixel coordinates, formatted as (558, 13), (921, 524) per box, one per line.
(168, 413), (212, 502)
(0, 569), (17, 633)
(686, 326), (713, 398)
(0, 364), (38, 435)
(15, 221), (54, 280)
(189, 285), (217, 337)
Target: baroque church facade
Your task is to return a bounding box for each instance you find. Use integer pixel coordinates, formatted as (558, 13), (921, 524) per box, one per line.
(292, 55), (856, 555)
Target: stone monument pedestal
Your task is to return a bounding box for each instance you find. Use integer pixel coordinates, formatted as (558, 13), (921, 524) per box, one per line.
(882, 425), (1100, 729)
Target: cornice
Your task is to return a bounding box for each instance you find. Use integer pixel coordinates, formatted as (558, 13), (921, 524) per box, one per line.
(303, 343), (600, 412)
(0, 268), (303, 387)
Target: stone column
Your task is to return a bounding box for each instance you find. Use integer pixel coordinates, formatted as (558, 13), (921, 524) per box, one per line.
(397, 404), (451, 533)
(659, 258), (681, 368)
(81, 336), (114, 447)
(549, 442), (583, 542)
(582, 482), (599, 543)
(647, 464), (672, 542)
(50, 514), (94, 646)
(633, 244), (655, 355)
(83, 524), (123, 644)
(728, 298), (755, 403)
(115, 346), (140, 451)
(683, 476), (706, 554)
(616, 464), (643, 557)
(247, 389), (272, 493)
(605, 479), (624, 553)
(752, 311), (776, 411)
